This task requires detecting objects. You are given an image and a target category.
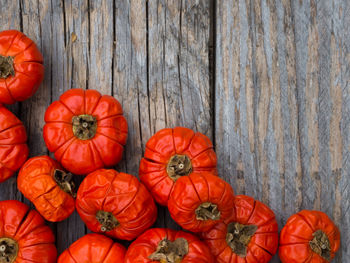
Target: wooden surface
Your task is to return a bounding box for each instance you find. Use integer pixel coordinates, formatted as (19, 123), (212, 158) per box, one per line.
(0, 0), (349, 261)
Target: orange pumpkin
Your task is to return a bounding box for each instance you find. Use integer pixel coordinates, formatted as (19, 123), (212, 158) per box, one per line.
(140, 127), (217, 206)
(43, 88), (128, 175)
(0, 30), (44, 104)
(58, 233), (125, 262)
(0, 200), (57, 263)
(0, 105), (28, 183)
(17, 155), (75, 222)
(168, 172), (234, 232)
(76, 169), (157, 240)
(202, 195), (279, 263)
(279, 210), (340, 263)
(124, 228), (214, 263)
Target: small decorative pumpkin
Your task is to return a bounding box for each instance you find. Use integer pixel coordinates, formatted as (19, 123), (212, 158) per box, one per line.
(140, 127), (217, 206)
(168, 171), (234, 232)
(202, 195), (279, 263)
(76, 169), (157, 240)
(0, 30), (44, 104)
(0, 105), (28, 183)
(43, 88), (128, 175)
(124, 228), (214, 263)
(0, 200), (57, 263)
(58, 233), (125, 262)
(17, 155), (75, 222)
(279, 210), (340, 263)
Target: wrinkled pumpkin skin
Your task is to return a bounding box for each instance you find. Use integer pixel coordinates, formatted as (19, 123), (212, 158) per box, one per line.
(202, 195), (279, 263)
(0, 30), (44, 104)
(124, 228), (214, 263)
(76, 169), (157, 240)
(17, 155), (75, 222)
(0, 200), (57, 263)
(43, 88), (128, 175)
(279, 210), (340, 263)
(0, 105), (28, 183)
(168, 171), (234, 232)
(58, 233), (125, 263)
(139, 127), (217, 206)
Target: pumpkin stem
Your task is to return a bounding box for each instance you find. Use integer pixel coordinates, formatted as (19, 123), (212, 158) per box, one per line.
(96, 211), (119, 232)
(72, 114), (97, 140)
(195, 202), (220, 221)
(0, 55), (15, 79)
(166, 154), (192, 181)
(54, 169), (76, 198)
(309, 230), (331, 261)
(0, 238), (18, 263)
(149, 238), (189, 263)
(226, 222), (258, 257)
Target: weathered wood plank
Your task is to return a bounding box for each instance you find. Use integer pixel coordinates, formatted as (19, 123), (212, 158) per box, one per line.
(338, 0), (350, 259)
(215, 0), (349, 262)
(89, 0), (114, 94)
(113, 0), (148, 177)
(147, 0), (213, 229)
(292, 0), (347, 261)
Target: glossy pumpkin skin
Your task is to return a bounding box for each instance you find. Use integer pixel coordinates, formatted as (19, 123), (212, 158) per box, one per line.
(202, 195), (279, 263)
(124, 228), (214, 263)
(140, 127), (217, 206)
(0, 105), (28, 183)
(76, 169), (157, 240)
(0, 200), (57, 263)
(58, 233), (125, 263)
(43, 88), (128, 175)
(168, 172), (234, 232)
(0, 30), (44, 104)
(279, 210), (340, 263)
(17, 156), (75, 222)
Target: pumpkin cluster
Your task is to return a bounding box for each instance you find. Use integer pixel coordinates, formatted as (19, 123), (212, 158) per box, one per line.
(0, 29), (341, 263)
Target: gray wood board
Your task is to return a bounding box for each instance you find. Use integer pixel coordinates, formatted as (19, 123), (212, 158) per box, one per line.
(0, 0), (348, 262)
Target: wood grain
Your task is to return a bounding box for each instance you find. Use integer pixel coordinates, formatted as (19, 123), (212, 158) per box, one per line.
(0, 0), (349, 261)
(215, 0), (349, 261)
(146, 0), (213, 229)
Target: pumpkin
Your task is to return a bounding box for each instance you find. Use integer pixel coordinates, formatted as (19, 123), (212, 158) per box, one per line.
(168, 171), (234, 232)
(43, 88), (128, 175)
(76, 169), (157, 240)
(201, 195), (279, 263)
(0, 200), (57, 263)
(58, 233), (125, 263)
(124, 228), (214, 263)
(139, 127), (217, 206)
(17, 155), (75, 222)
(279, 210), (340, 263)
(0, 105), (28, 183)
(0, 30), (44, 104)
